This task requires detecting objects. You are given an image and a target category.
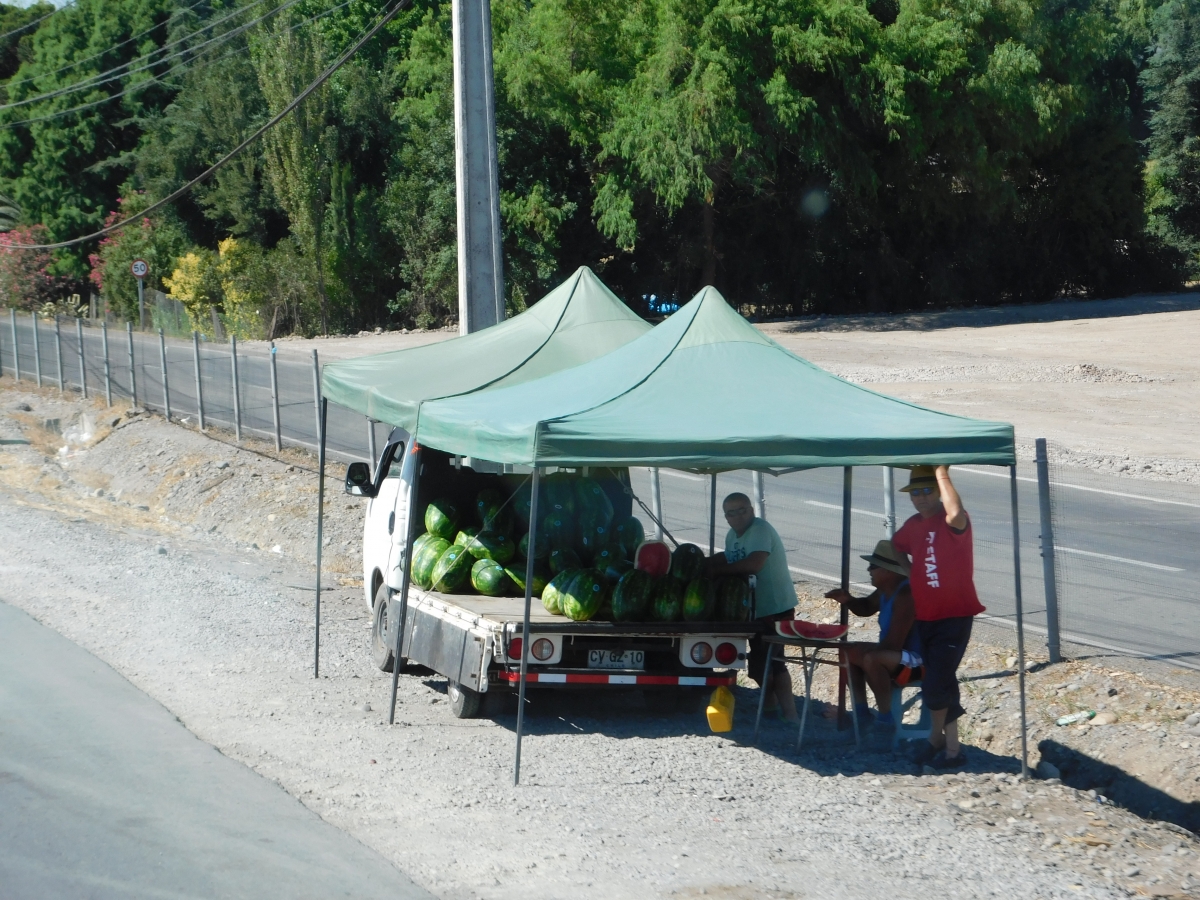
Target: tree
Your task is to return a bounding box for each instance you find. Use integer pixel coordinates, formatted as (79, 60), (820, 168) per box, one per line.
(1143, 0), (1200, 276)
(253, 13), (336, 333)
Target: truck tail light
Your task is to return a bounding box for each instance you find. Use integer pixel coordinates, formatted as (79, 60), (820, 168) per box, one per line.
(508, 637), (523, 661)
(690, 641), (713, 665)
(715, 642), (738, 665)
(531, 638), (554, 661)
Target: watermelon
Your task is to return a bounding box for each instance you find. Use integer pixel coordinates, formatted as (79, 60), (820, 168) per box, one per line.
(412, 532), (436, 557)
(465, 531), (515, 564)
(471, 558), (512, 596)
(430, 544), (473, 593)
(541, 569), (580, 615)
(504, 565), (550, 598)
(591, 543), (623, 574)
(635, 540), (672, 576)
(411, 536), (450, 589)
(475, 487), (511, 533)
(600, 556), (632, 585)
(716, 575), (752, 622)
(561, 570), (607, 622)
(578, 522), (612, 564)
(548, 546), (582, 574)
(424, 499), (459, 540)
(518, 531), (549, 561)
(511, 480), (533, 529)
(454, 525), (479, 547)
(611, 569), (654, 622)
(670, 543), (707, 583)
(574, 476), (614, 528)
(614, 517), (645, 557)
(683, 577), (717, 622)
(542, 472), (576, 518)
(542, 511), (575, 549)
(650, 577), (684, 622)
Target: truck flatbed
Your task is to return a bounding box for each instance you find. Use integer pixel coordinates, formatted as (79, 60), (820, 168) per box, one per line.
(410, 588), (759, 636)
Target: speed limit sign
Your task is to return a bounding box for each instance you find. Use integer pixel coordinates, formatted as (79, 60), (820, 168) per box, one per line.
(131, 258), (149, 279)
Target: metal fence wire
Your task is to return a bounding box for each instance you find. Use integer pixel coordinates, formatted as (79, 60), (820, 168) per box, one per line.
(1044, 440), (1200, 668)
(2, 309), (1198, 670)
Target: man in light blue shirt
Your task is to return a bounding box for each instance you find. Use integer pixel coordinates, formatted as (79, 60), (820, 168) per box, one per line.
(708, 492), (798, 722)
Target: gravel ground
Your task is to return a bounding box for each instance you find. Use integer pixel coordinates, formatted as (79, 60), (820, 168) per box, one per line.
(3, 384), (1200, 899)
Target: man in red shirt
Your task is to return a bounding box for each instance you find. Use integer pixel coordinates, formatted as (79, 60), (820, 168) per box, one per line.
(891, 465), (985, 770)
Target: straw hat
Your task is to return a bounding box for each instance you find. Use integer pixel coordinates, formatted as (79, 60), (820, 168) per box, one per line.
(860, 540), (911, 577)
(899, 465), (938, 493)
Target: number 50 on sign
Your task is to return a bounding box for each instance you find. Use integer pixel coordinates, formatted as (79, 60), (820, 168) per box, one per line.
(131, 259), (149, 279)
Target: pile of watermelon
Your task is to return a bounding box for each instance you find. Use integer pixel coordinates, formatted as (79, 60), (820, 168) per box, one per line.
(407, 472), (752, 624)
(408, 472), (642, 607)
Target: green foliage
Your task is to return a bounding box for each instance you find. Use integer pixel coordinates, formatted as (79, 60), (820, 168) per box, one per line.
(0, 2), (54, 82)
(87, 192), (188, 321)
(0, 0), (1188, 326)
(1143, 0), (1200, 276)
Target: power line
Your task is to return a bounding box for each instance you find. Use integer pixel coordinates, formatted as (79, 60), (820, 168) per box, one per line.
(2, 0), (234, 96)
(0, 3), (62, 43)
(0, 0), (288, 112)
(6, 0), (412, 251)
(0, 0), (361, 130)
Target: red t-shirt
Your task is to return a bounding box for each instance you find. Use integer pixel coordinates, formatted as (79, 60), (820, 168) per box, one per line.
(892, 511), (985, 621)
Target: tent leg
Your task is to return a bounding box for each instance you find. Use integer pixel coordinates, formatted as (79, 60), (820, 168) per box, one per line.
(314, 398), (328, 679)
(389, 445), (422, 725)
(1010, 464), (1031, 780)
(708, 474), (717, 555)
(837, 466), (852, 731)
(514, 468), (542, 786)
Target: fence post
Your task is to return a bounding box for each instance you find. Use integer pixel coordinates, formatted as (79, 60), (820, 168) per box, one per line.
(31, 312), (41, 387)
(269, 342), (281, 451)
(649, 467), (663, 539)
(101, 322), (111, 407)
(230, 335), (242, 441)
(192, 332), (205, 431)
(312, 349), (323, 455)
(1035, 438), (1062, 664)
(9, 308), (16, 381)
(882, 466), (896, 538)
(54, 316), (64, 392)
(751, 470), (766, 520)
(76, 318), (87, 399)
(158, 328), (171, 421)
(127, 322), (137, 407)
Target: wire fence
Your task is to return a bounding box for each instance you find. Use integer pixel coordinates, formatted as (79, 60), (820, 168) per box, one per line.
(2, 308), (1196, 669)
(1044, 441), (1200, 667)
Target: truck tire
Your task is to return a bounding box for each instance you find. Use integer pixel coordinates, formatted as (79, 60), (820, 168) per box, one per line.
(448, 681), (481, 719)
(371, 582), (395, 673)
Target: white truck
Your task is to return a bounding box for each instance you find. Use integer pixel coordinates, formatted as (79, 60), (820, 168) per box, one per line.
(345, 429), (756, 718)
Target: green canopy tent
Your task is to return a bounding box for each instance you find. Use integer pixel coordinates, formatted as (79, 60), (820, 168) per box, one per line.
(402, 288), (1030, 783)
(320, 266), (651, 431)
(310, 267), (651, 707)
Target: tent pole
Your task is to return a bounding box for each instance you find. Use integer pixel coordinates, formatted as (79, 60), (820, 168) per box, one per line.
(314, 398), (328, 679)
(838, 466), (852, 729)
(514, 467), (542, 786)
(389, 444), (422, 725)
(708, 474), (717, 555)
(1010, 464), (1031, 780)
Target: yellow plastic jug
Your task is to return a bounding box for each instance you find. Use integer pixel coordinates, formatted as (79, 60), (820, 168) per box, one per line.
(706, 685), (735, 733)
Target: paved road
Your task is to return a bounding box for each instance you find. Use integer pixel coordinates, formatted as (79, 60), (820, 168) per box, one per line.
(0, 600), (433, 900)
(4, 315), (1198, 667)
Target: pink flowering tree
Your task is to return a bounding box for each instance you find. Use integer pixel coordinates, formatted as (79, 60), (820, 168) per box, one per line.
(0, 225), (59, 310)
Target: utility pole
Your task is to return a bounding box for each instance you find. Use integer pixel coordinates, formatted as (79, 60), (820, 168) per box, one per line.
(452, 0), (504, 334)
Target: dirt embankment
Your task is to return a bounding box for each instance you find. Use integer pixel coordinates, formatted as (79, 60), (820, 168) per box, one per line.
(3, 381), (1200, 900)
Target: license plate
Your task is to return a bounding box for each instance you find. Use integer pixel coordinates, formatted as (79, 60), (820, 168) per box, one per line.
(587, 649), (645, 669)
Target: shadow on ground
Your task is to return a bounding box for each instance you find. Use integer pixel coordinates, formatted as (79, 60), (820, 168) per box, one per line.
(1038, 739), (1200, 835)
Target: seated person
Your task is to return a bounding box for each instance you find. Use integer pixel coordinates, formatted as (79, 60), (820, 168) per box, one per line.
(824, 540), (923, 740)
